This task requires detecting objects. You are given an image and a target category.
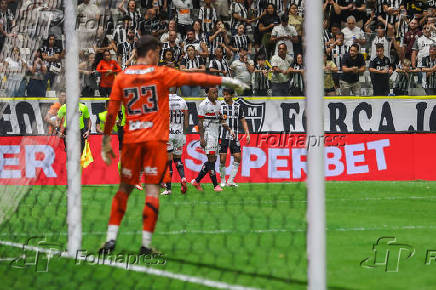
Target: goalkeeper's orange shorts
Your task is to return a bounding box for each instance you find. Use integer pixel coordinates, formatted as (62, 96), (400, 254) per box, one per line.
(120, 141), (170, 185)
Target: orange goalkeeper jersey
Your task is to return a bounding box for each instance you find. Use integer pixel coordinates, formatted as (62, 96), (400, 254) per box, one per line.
(105, 64), (223, 143)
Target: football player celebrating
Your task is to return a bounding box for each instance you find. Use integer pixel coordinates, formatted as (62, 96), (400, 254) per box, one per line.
(100, 35), (247, 255)
(219, 88), (250, 187)
(191, 87), (236, 192)
(162, 91), (189, 195)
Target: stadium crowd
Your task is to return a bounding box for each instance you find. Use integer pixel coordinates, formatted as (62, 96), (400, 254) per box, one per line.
(0, 0), (435, 97)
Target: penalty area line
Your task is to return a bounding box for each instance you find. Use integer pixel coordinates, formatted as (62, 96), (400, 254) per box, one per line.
(0, 240), (258, 290)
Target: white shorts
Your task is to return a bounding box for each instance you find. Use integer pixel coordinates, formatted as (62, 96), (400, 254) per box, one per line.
(204, 130), (219, 155)
(167, 134), (186, 156)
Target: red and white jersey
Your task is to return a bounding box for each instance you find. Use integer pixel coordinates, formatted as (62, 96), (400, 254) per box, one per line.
(169, 94), (187, 135)
(198, 98), (222, 136)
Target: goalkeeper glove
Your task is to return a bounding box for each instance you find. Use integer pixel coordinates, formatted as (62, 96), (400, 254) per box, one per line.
(221, 77), (249, 95)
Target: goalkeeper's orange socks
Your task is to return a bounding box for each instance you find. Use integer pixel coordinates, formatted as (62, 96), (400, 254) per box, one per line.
(106, 190), (129, 241)
(142, 195), (159, 247)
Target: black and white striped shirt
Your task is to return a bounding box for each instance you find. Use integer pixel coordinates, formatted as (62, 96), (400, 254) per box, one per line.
(384, 0), (403, 25)
(198, 6), (217, 33)
(0, 8), (14, 33)
(161, 42), (182, 63)
(231, 34), (250, 51)
(323, 30), (333, 48)
(230, 2), (248, 32)
(180, 56), (205, 69)
(253, 64), (270, 90)
(291, 63), (304, 91)
(117, 41), (135, 70)
(112, 25), (128, 45)
(209, 34), (225, 55)
(331, 44), (347, 72)
(423, 56), (436, 89)
(209, 58), (231, 76)
(257, 0), (284, 17)
(124, 9), (142, 30)
(220, 101), (245, 140)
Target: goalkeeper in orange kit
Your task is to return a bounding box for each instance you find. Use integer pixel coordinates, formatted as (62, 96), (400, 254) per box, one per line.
(100, 35), (248, 255)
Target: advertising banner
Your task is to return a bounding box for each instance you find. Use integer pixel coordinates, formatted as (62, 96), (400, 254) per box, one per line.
(2, 97), (436, 136)
(1, 134), (435, 185)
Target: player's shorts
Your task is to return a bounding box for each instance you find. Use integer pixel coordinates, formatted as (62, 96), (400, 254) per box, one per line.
(117, 126), (124, 151)
(219, 138), (241, 154)
(120, 141), (170, 185)
(204, 130), (219, 155)
(166, 134), (186, 155)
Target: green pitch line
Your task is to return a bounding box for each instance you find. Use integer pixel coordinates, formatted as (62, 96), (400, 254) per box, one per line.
(0, 181), (435, 289)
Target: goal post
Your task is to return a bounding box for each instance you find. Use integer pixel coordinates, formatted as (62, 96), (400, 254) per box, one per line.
(304, 0), (327, 289)
(64, 0), (82, 257)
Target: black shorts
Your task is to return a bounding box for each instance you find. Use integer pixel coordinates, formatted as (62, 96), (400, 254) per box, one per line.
(117, 126), (124, 151)
(62, 128), (86, 152)
(219, 139), (241, 154)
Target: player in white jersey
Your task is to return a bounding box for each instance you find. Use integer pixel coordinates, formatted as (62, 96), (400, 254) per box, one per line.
(191, 87), (235, 192)
(162, 93), (189, 195)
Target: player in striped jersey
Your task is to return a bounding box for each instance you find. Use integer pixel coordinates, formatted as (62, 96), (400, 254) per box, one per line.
(219, 88), (250, 187)
(162, 93), (189, 195)
(191, 87), (235, 192)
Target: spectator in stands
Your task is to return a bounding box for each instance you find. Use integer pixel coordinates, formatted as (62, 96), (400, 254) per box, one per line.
(382, 0), (403, 28)
(160, 19), (181, 44)
(198, 0), (217, 34)
(230, 24), (251, 59)
(288, 3), (303, 55)
(41, 34), (63, 92)
(3, 47), (27, 97)
(324, 53), (338, 96)
(112, 15), (132, 46)
(179, 45), (206, 97)
(323, 0), (342, 29)
(336, 0), (367, 28)
(230, 48), (254, 96)
(208, 20), (231, 58)
(192, 19), (208, 43)
(159, 48), (177, 68)
(412, 23), (436, 70)
(328, 31), (347, 93)
(79, 52), (99, 97)
(230, 0), (252, 36)
(289, 53), (304, 96)
(252, 53), (271, 96)
(403, 18), (422, 61)
(342, 16), (366, 50)
(117, 27), (136, 70)
(214, 0), (230, 20)
(0, 0), (15, 34)
(271, 43), (292, 96)
(94, 29), (117, 68)
(393, 58), (417, 96)
(26, 49), (47, 98)
(209, 46), (231, 77)
(271, 15), (298, 60)
(172, 0), (193, 38)
(369, 44), (393, 96)
(77, 0), (101, 31)
(96, 50), (121, 98)
(182, 28), (209, 58)
(422, 44), (436, 95)
(370, 23), (392, 60)
(118, 0), (141, 30)
(138, 8), (160, 37)
(259, 3), (280, 58)
(161, 30), (182, 64)
(340, 43), (365, 96)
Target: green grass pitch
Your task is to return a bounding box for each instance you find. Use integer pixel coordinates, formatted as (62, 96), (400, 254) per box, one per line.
(0, 181), (436, 289)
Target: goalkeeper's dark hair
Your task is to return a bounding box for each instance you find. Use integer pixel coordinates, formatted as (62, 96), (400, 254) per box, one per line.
(136, 35), (161, 58)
